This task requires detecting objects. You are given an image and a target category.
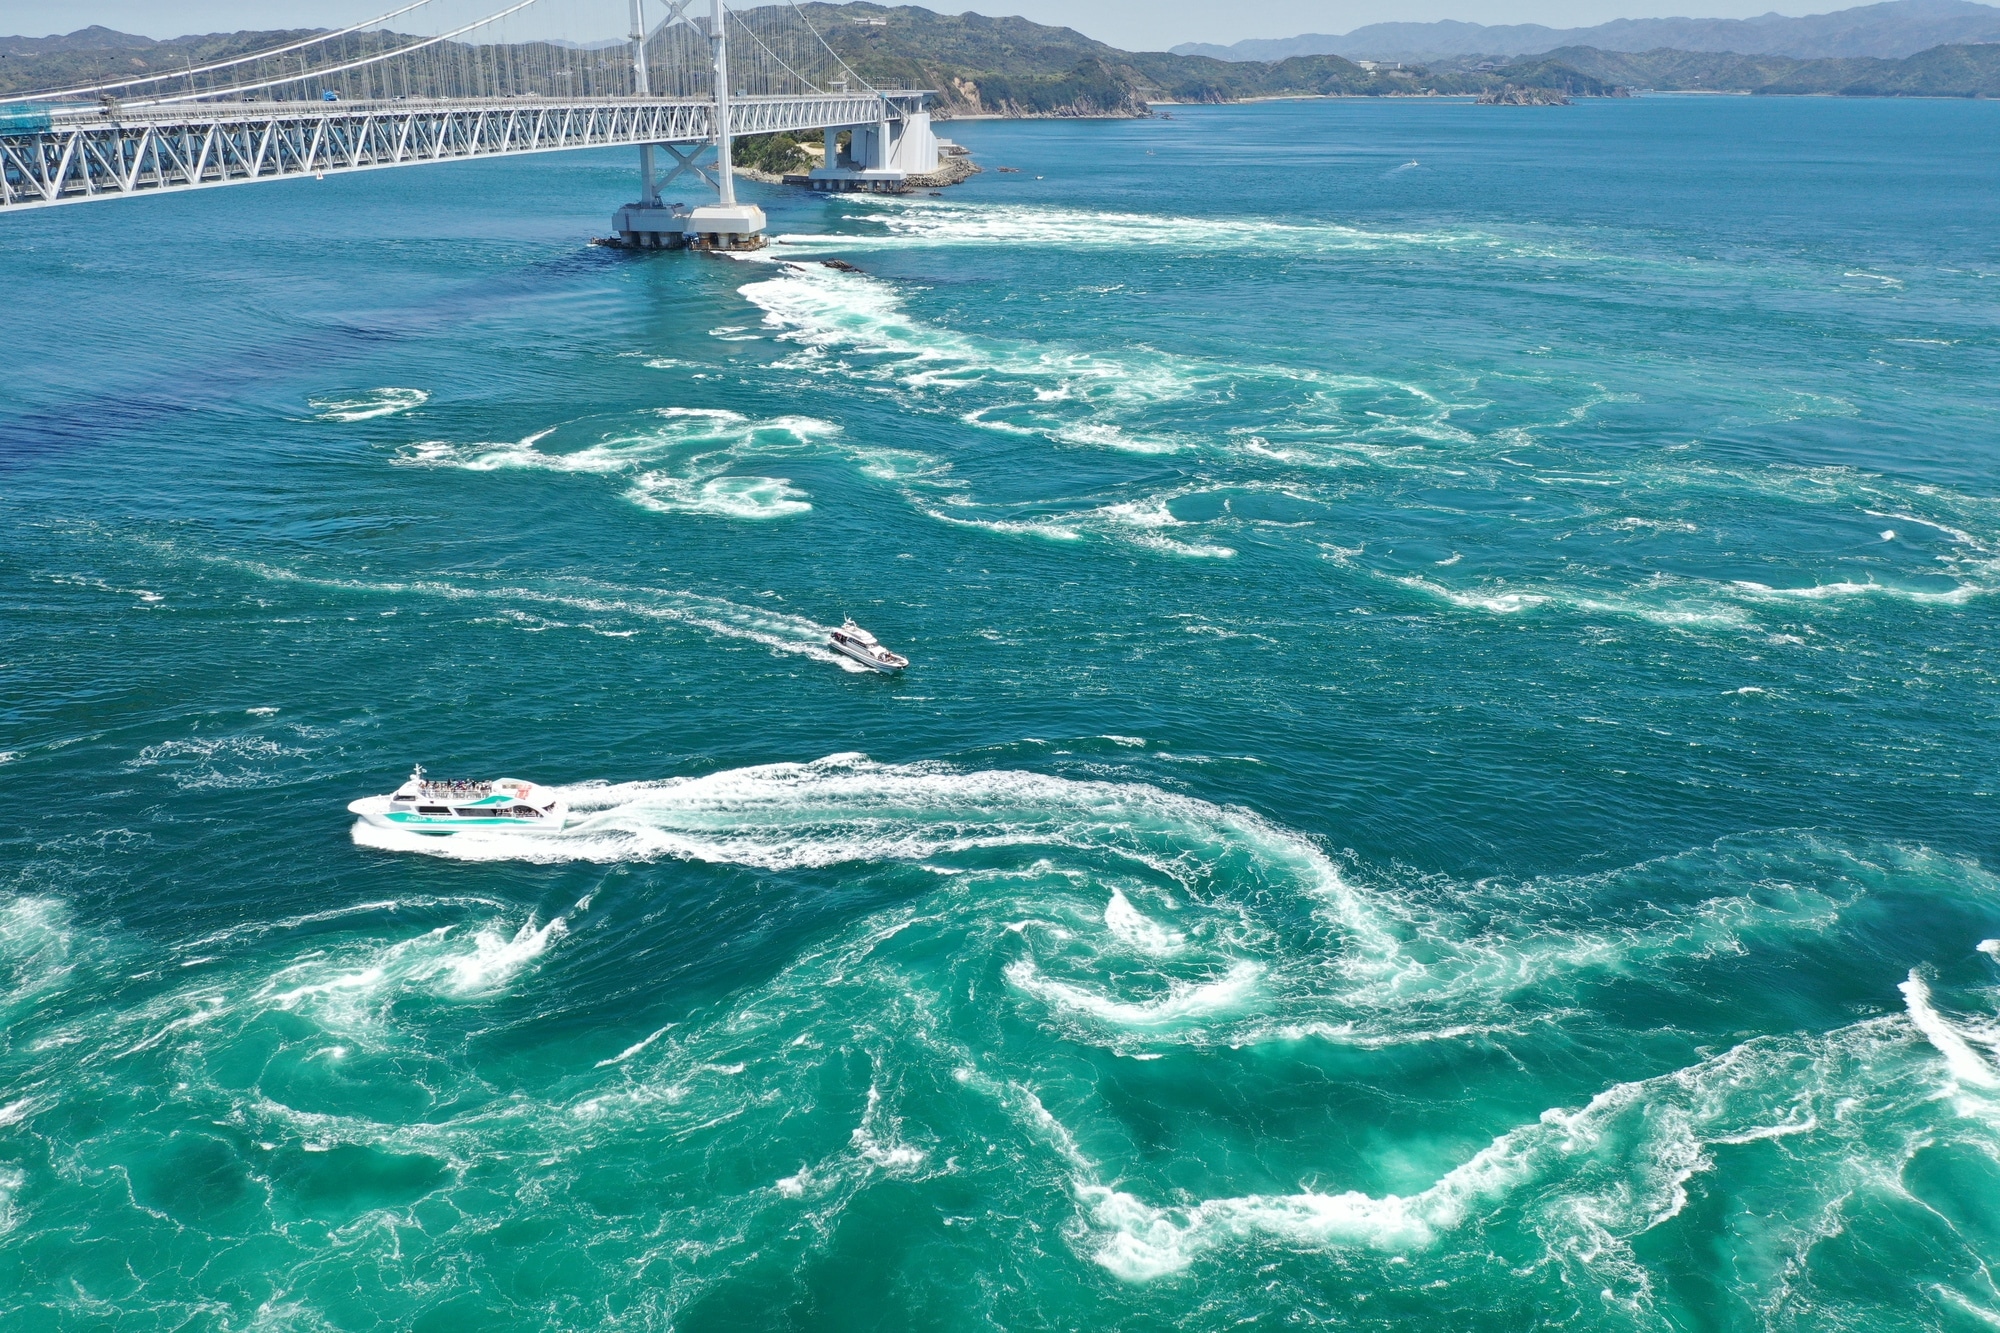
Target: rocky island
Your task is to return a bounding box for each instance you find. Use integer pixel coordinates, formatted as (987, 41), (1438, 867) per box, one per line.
(1477, 85), (1575, 104)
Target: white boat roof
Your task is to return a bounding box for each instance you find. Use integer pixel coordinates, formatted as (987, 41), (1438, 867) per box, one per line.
(841, 621), (881, 644)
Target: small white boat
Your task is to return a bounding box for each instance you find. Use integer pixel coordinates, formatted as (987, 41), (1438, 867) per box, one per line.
(347, 765), (568, 835)
(828, 620), (908, 673)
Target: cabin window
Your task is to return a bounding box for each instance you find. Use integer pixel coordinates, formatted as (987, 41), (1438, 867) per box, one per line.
(417, 805), (450, 815)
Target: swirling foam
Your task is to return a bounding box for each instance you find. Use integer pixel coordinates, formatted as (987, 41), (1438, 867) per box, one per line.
(777, 200), (1497, 258)
(310, 387), (429, 421)
(399, 408), (836, 520)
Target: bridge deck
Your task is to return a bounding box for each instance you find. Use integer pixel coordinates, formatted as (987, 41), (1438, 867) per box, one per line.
(0, 92), (926, 211)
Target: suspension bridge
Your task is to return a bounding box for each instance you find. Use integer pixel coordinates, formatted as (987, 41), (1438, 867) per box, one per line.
(0, 0), (945, 248)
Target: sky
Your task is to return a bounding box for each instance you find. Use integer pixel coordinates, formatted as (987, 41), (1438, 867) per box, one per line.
(0, 0), (1869, 51)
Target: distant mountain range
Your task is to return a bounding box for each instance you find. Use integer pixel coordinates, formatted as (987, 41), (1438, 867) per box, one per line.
(6, 4), (1999, 113)
(1171, 0), (2000, 62)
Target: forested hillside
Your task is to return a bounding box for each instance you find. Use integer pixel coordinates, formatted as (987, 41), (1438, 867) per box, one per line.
(1519, 40), (2000, 94)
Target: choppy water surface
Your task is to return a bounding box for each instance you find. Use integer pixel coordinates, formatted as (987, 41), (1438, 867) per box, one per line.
(4, 96), (1999, 1329)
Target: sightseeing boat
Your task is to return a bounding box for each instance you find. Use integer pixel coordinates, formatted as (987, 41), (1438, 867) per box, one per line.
(347, 766), (568, 835)
(828, 620), (909, 673)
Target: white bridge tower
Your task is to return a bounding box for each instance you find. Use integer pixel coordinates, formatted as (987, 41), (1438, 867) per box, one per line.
(611, 0), (764, 250)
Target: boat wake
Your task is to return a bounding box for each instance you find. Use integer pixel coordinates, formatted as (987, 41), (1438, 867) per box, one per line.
(156, 544), (858, 666)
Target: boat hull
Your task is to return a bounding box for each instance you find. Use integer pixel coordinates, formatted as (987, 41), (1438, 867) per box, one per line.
(346, 795), (570, 835)
(829, 639), (905, 673)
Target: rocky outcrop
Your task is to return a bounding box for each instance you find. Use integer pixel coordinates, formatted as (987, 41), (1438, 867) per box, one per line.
(903, 154), (981, 187)
(1477, 84), (1573, 104)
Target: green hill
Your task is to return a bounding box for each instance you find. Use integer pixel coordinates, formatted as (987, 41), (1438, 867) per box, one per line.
(1505, 40), (2000, 94)
(790, 3), (1619, 112)
(0, 25), (326, 97)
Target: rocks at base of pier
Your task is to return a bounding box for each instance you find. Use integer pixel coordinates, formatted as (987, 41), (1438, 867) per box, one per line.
(904, 155), (983, 189)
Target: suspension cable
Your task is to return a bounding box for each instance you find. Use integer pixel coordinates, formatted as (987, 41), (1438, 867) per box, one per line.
(726, 8), (823, 95)
(779, 0), (875, 95)
(122, 0), (549, 107)
(0, 0), (444, 104)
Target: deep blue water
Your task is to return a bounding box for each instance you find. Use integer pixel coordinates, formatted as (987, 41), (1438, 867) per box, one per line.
(3, 94), (2000, 1329)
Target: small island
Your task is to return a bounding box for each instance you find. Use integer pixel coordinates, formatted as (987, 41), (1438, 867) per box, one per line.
(1478, 85), (1574, 105)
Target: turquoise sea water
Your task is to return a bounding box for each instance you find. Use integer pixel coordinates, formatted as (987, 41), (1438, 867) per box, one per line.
(4, 94), (2000, 1328)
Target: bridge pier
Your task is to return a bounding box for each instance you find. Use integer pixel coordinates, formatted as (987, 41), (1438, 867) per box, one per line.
(612, 202), (690, 249)
(804, 107), (941, 194)
(683, 203), (767, 251)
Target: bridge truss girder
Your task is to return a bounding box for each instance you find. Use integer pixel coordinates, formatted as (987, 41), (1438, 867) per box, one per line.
(0, 93), (909, 212)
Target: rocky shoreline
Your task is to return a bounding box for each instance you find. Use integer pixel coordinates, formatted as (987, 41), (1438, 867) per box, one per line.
(738, 148), (982, 193)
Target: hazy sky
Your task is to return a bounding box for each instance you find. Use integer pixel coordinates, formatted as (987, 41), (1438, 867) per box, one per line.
(0, 0), (1858, 50)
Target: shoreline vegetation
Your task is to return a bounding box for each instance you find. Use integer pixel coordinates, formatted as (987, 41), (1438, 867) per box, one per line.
(729, 132), (981, 188)
(6, 5), (2000, 118)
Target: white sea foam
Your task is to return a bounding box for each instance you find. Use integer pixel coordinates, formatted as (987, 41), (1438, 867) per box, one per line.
(124, 734), (307, 790)
(1732, 577), (1985, 607)
(1393, 574), (1550, 615)
(1005, 957), (1263, 1029)
(1092, 498), (1237, 559)
(776, 200), (1494, 258)
(1103, 887), (1186, 957)
(1900, 969), (1999, 1091)
(0, 896), (77, 1020)
(850, 1083), (930, 1174)
(347, 754), (1395, 960)
(200, 554), (850, 664)
(738, 262), (1459, 480)
(628, 472), (811, 519)
(1386, 570), (1768, 631)
(398, 409), (838, 522)
(1074, 1016), (1921, 1283)
(0, 1165), (22, 1237)
(258, 914), (566, 1033)
(310, 387), (428, 421)
(924, 491), (1239, 559)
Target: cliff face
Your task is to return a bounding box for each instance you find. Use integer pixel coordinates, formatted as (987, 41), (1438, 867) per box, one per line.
(927, 59), (1152, 117)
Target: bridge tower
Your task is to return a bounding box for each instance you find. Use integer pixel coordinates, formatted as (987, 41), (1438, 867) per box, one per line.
(611, 0), (764, 251)
(683, 0), (766, 249)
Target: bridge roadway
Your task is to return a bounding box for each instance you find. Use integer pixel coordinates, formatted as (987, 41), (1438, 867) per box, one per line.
(0, 92), (924, 212)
